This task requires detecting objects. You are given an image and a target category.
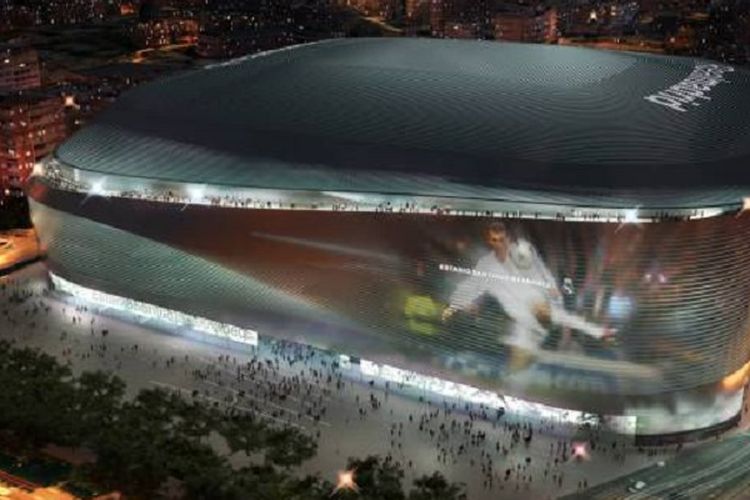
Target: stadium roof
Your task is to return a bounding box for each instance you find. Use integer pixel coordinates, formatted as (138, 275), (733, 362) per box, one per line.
(55, 38), (750, 208)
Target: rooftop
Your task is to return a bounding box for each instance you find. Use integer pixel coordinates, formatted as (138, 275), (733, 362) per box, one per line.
(55, 38), (750, 208)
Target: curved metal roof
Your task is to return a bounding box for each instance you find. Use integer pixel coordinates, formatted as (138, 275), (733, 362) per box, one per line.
(56, 38), (750, 207)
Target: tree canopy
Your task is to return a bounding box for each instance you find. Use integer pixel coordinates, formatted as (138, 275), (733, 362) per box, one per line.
(0, 340), (466, 499)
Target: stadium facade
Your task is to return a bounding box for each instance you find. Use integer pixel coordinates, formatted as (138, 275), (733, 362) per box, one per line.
(27, 38), (750, 439)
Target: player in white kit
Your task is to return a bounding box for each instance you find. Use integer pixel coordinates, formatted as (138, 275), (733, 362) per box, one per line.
(443, 222), (612, 372)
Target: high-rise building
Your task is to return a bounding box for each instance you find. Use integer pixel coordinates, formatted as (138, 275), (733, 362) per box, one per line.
(430, 0), (447, 37)
(493, 6), (532, 42)
(699, 0), (750, 64)
(139, 0), (163, 22)
(0, 45), (42, 93)
(341, 0), (402, 21)
(429, 0), (493, 39)
(406, 0), (429, 21)
(494, 6), (558, 43)
(530, 7), (559, 43)
(0, 92), (66, 197)
(131, 17), (200, 49)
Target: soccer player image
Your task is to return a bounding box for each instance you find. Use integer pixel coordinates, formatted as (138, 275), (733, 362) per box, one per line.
(442, 222), (613, 373)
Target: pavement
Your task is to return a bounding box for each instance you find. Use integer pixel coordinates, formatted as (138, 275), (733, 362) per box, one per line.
(0, 263), (685, 500)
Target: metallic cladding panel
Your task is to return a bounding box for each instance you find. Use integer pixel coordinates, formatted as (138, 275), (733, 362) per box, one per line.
(55, 38), (750, 198)
(29, 189), (750, 415)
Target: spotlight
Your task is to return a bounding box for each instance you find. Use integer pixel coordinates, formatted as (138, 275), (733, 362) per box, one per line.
(623, 208), (638, 224)
(187, 184), (205, 203)
(572, 442), (589, 461)
(332, 469), (358, 495)
(89, 178), (106, 197)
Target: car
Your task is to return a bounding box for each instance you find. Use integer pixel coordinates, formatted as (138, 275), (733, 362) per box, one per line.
(627, 480), (647, 493)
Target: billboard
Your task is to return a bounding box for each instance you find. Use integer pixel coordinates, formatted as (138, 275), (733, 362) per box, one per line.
(29, 187), (750, 430)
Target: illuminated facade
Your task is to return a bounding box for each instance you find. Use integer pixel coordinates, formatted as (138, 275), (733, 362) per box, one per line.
(1, 92), (66, 197)
(493, 6), (558, 43)
(51, 273), (258, 346)
(28, 38), (750, 438)
(0, 45), (41, 93)
(130, 18), (199, 49)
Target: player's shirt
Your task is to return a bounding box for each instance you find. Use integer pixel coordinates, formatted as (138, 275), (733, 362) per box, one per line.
(449, 247), (549, 349)
(449, 241), (607, 350)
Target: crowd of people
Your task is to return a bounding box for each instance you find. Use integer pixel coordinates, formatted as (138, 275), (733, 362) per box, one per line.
(39, 162), (714, 223)
(0, 267), (686, 499)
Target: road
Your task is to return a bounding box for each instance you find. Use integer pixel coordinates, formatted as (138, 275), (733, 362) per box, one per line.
(131, 43), (194, 63)
(362, 16), (403, 34)
(562, 432), (750, 499)
(0, 229), (41, 274)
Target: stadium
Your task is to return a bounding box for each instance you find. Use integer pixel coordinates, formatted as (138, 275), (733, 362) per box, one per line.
(26, 38), (750, 440)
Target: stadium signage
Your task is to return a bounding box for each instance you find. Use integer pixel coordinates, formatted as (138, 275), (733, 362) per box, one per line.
(438, 263), (554, 289)
(644, 63), (734, 112)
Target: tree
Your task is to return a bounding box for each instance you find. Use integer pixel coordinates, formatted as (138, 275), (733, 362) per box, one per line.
(336, 455), (406, 500)
(172, 399), (220, 442)
(409, 472), (466, 500)
(263, 428), (317, 468)
(0, 341), (467, 500)
(0, 346), (78, 451)
(73, 371), (126, 443)
(221, 413), (268, 457)
(281, 474), (334, 500)
(0, 197), (31, 230)
(85, 402), (172, 496)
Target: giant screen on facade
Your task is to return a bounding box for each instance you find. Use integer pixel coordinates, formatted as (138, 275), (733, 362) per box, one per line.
(27, 38), (750, 437)
(28, 186), (750, 435)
